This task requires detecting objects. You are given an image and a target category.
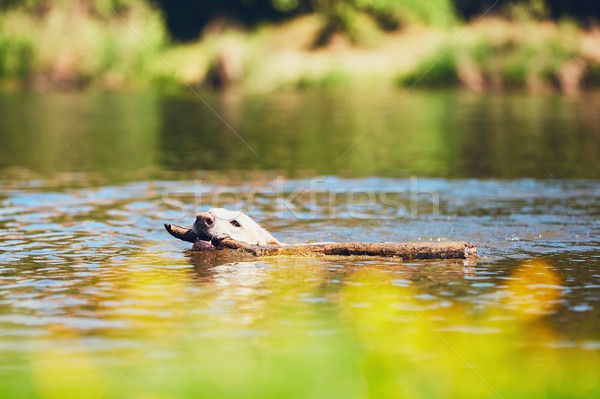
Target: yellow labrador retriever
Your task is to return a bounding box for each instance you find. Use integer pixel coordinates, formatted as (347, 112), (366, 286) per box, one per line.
(166, 207), (475, 260)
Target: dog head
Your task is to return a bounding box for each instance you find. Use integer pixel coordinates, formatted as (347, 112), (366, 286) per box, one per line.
(193, 208), (281, 246)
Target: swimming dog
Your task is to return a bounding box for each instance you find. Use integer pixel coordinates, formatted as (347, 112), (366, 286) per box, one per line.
(193, 208), (281, 248)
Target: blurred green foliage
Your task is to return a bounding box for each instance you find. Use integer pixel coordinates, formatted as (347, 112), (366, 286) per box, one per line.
(398, 18), (587, 92)
(150, 0), (600, 42)
(455, 0), (600, 23)
(0, 0), (169, 89)
(0, 256), (599, 398)
(1, 1), (599, 42)
(0, 0), (599, 91)
(398, 50), (460, 87)
(0, 36), (33, 80)
(310, 0), (457, 47)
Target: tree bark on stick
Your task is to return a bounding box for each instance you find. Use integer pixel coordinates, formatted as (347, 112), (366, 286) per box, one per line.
(164, 223), (477, 260)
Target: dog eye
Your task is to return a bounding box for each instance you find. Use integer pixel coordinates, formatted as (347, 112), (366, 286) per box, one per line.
(230, 220), (241, 228)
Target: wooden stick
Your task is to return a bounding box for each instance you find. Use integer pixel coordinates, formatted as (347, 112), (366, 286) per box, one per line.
(218, 237), (476, 259)
(165, 223), (476, 260)
(164, 223), (198, 243)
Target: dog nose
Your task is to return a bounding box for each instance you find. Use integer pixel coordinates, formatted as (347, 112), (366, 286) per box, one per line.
(196, 212), (215, 227)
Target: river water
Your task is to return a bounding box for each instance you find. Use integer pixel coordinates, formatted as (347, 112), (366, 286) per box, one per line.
(0, 89), (598, 398)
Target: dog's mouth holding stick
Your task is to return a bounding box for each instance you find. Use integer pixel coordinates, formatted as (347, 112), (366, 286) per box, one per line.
(165, 208), (477, 260)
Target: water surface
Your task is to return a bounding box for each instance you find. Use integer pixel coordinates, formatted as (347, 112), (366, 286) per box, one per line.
(0, 90), (599, 398)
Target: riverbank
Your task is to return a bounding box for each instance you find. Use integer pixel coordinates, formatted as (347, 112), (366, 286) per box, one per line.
(1, 1), (599, 94)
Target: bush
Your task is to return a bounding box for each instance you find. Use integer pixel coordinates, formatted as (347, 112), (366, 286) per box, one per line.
(398, 50), (460, 87)
(0, 0), (171, 89)
(313, 0), (457, 47)
(0, 36), (33, 82)
(398, 19), (590, 93)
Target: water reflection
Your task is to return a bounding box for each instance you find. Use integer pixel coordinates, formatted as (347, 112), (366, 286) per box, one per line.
(1, 90), (599, 179)
(0, 92), (160, 178)
(4, 249), (598, 398)
(130, 90), (600, 178)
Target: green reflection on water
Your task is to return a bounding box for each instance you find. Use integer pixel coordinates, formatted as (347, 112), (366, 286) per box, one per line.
(1, 90), (598, 180)
(1, 254), (598, 399)
(0, 92), (160, 179)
